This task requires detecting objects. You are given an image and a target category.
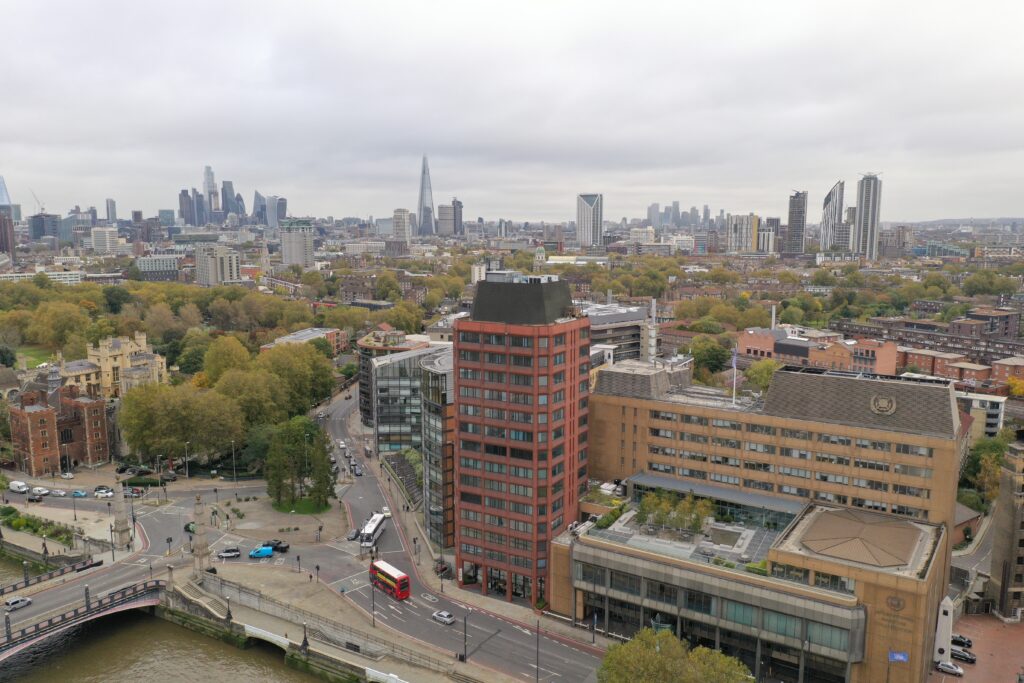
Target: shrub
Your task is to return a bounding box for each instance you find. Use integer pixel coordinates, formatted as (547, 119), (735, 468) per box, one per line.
(124, 477), (159, 488)
(0, 505), (17, 518)
(745, 560), (768, 576)
(595, 504), (627, 530)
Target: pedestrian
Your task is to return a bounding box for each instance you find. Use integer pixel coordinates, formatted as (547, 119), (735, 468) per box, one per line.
(309, 573), (313, 582)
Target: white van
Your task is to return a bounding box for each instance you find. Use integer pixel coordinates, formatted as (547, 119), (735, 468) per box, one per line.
(8, 481), (29, 494)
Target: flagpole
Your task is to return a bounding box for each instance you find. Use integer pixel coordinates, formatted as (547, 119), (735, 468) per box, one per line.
(731, 345), (738, 406)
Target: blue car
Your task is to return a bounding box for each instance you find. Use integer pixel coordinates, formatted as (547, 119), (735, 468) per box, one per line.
(248, 546), (273, 559)
(71, 490), (87, 498)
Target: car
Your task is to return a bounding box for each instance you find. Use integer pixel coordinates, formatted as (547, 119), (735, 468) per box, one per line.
(30, 487), (49, 496)
(4, 596), (32, 612)
(346, 528), (359, 542)
(159, 471), (177, 482)
(382, 506), (392, 518)
(95, 490), (114, 499)
(951, 633), (973, 649)
(353, 465), (363, 477)
(72, 489), (87, 498)
(94, 485), (112, 492)
(262, 540), (290, 552)
(317, 411), (326, 419)
(60, 472), (74, 479)
(123, 488), (140, 498)
(115, 464), (131, 474)
(329, 455), (336, 464)
(248, 546), (273, 559)
(50, 489), (67, 497)
(431, 610), (456, 625)
(950, 647), (976, 664)
(124, 467), (139, 476)
(184, 522), (196, 534)
(135, 467), (153, 475)
(0, 459), (15, 469)
(217, 547), (241, 559)
(935, 661), (964, 677)
(26, 494), (42, 503)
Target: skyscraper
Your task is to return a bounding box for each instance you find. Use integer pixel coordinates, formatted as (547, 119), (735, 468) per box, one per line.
(253, 191), (267, 225)
(221, 181), (238, 216)
(819, 181), (845, 251)
(727, 213), (759, 253)
(647, 203), (661, 228)
(394, 208), (412, 244)
(195, 244), (241, 286)
(854, 174), (883, 261)
(266, 196), (282, 230)
(451, 197), (464, 236)
(0, 176), (11, 209)
(437, 203), (455, 236)
(417, 155), (435, 236)
(91, 227), (119, 254)
(280, 220), (315, 270)
(576, 194), (603, 247)
(203, 166), (220, 213)
(453, 272), (589, 603)
(0, 213), (15, 264)
(105, 198), (117, 224)
(191, 188), (206, 226)
(785, 191), (808, 254)
(178, 190), (194, 226)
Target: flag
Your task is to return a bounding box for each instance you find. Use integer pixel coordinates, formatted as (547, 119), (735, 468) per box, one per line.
(732, 347), (738, 371)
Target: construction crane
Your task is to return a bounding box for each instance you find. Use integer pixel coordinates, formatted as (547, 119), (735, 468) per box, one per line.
(29, 188), (44, 213)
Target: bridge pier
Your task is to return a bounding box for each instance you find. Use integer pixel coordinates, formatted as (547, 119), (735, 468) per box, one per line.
(4, 613), (10, 640)
(84, 584), (90, 609)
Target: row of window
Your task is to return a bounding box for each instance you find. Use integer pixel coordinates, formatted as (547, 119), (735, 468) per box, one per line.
(458, 331), (587, 347)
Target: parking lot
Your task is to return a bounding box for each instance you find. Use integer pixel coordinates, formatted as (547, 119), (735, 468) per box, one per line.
(944, 614), (1024, 680)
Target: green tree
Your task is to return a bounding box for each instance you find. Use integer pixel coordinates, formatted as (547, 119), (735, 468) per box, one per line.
(26, 302), (90, 350)
(0, 345), (15, 368)
(214, 368), (289, 427)
(745, 358), (782, 392)
(340, 362), (358, 379)
(598, 628), (749, 683)
(810, 269), (837, 286)
(778, 305), (804, 325)
(255, 343), (335, 415)
(689, 335), (730, 374)
(265, 416), (324, 504)
(32, 272), (52, 289)
(203, 335), (251, 384)
(688, 317), (725, 335)
(308, 337), (334, 359)
(102, 286), (133, 314)
(374, 272), (402, 301)
(383, 301), (424, 334)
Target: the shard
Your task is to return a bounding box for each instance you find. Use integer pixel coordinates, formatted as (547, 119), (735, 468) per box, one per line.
(416, 155), (435, 236)
(0, 176), (11, 207)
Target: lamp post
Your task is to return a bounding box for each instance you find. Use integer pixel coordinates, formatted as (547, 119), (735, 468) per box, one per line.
(463, 614), (468, 662)
(106, 501), (111, 517)
(302, 433), (310, 498)
(371, 578), (376, 627)
(71, 492), (77, 521)
(108, 524), (115, 562)
(214, 487), (219, 505)
(315, 564), (320, 582)
(535, 620), (541, 683)
(184, 441), (190, 479)
(231, 440), (237, 485)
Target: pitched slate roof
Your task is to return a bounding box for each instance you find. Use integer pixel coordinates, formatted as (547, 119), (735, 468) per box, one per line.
(763, 370), (959, 438)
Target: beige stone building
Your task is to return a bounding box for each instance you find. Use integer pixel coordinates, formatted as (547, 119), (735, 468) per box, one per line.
(60, 332), (168, 399)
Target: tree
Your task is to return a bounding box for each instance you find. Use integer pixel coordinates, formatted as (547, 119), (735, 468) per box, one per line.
(178, 302), (203, 329)
(0, 345), (15, 368)
(382, 301), (424, 334)
(265, 416), (327, 504)
(745, 359), (782, 392)
(688, 317), (725, 335)
(308, 337), (334, 359)
(255, 343), (335, 416)
(374, 272), (402, 302)
(214, 368), (289, 427)
(598, 628), (749, 683)
(340, 362), (358, 379)
(778, 306), (804, 325)
(689, 335), (730, 375)
(203, 335), (251, 385)
(26, 302), (90, 350)
(102, 286), (133, 314)
(810, 269), (837, 286)
(1007, 376), (1024, 397)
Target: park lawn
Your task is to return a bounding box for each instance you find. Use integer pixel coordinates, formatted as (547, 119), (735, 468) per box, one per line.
(272, 497), (331, 515)
(16, 346), (52, 368)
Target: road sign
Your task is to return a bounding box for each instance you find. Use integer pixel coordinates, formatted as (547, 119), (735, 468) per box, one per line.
(888, 651), (909, 663)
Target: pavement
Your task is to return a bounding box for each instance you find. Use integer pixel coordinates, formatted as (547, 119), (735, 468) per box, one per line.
(946, 614), (1024, 681)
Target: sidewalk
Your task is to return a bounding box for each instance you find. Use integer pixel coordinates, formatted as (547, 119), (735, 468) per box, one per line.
(953, 505), (995, 557)
(212, 564), (516, 683)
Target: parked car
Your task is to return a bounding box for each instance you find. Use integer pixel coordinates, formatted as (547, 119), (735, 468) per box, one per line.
(950, 647), (976, 664)
(95, 490), (114, 499)
(431, 610), (455, 625)
(935, 661), (963, 677)
(135, 466), (153, 475)
(353, 465), (363, 477)
(248, 546), (273, 559)
(317, 411), (326, 419)
(4, 596), (32, 612)
(30, 487), (49, 496)
(262, 540), (290, 552)
(94, 485), (112, 492)
(0, 459), (16, 469)
(382, 506), (392, 518)
(60, 472), (74, 479)
(217, 547), (241, 559)
(951, 633), (973, 649)
(26, 494), (42, 503)
(50, 489), (67, 497)
(123, 488), (140, 498)
(159, 471), (177, 482)
(346, 528), (359, 542)
(115, 464), (131, 474)
(71, 490), (87, 498)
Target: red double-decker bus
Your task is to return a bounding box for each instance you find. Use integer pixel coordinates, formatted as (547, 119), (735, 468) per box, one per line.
(369, 560), (410, 600)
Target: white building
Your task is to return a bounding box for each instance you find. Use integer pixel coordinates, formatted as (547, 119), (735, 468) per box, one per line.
(437, 204), (455, 236)
(576, 194), (603, 247)
(853, 174), (882, 261)
(393, 208), (412, 244)
(820, 181), (845, 251)
(195, 244), (241, 286)
(90, 227), (119, 254)
(727, 213), (759, 253)
(629, 226), (655, 243)
(280, 222), (314, 270)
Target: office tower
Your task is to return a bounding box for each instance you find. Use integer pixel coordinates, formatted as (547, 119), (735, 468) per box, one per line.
(203, 166), (220, 212)
(253, 191), (267, 225)
(451, 197), (464, 235)
(417, 155), (435, 236)
(647, 203), (661, 228)
(195, 244), (241, 286)
(0, 176), (10, 210)
(221, 180), (238, 216)
(853, 174), (883, 260)
(190, 189), (206, 226)
(819, 181), (845, 251)
(277, 197), (287, 223)
(437, 203), (455, 236)
(158, 209), (175, 227)
(131, 210), (143, 225)
(265, 195), (284, 230)
(421, 349), (455, 550)
(727, 213), (759, 253)
(235, 194), (246, 217)
(91, 227), (119, 254)
(453, 272), (589, 602)
(394, 208), (412, 244)
(105, 198), (117, 224)
(761, 217), (780, 253)
(0, 213), (15, 263)
(576, 194), (603, 247)
(785, 191), (808, 254)
(671, 201), (681, 226)
(280, 220), (315, 270)
(689, 206), (699, 225)
(178, 190), (194, 226)
(702, 204), (710, 227)
(29, 213), (60, 240)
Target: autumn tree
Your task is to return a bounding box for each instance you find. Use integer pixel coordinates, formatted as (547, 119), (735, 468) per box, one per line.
(255, 342), (335, 415)
(689, 335), (731, 375)
(26, 302), (90, 350)
(203, 335), (252, 384)
(598, 628), (749, 683)
(745, 358), (782, 392)
(214, 368), (289, 427)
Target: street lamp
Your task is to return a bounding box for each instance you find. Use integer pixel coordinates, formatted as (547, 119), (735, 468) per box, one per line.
(71, 491), (77, 521)
(302, 433), (310, 498)
(214, 488), (219, 505)
(315, 564), (320, 582)
(107, 501), (111, 517)
(184, 441), (190, 479)
(231, 440), (237, 485)
(108, 524), (115, 562)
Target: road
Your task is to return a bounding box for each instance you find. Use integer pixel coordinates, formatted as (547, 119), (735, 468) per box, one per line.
(5, 392), (601, 683)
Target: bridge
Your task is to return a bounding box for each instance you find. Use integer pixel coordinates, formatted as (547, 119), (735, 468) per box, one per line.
(0, 580), (165, 662)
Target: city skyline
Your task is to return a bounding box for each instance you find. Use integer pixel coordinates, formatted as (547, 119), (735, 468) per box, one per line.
(1, 2), (1022, 222)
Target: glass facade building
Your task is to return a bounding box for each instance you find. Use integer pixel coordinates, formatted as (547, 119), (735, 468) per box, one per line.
(421, 350), (455, 550)
(371, 346), (447, 454)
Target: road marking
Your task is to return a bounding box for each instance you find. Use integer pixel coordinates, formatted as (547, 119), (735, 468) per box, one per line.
(420, 593), (438, 603)
(514, 625), (532, 636)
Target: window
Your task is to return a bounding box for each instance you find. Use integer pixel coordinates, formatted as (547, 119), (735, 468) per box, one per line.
(484, 407), (505, 420)
(816, 472), (848, 485)
(807, 622), (849, 651)
(779, 466), (811, 479)
(814, 572), (855, 594)
(509, 501), (533, 515)
(764, 610), (801, 638)
(893, 484), (930, 498)
(818, 433), (851, 446)
(511, 355), (532, 367)
(685, 590), (714, 614)
(781, 428), (811, 440)
(510, 374), (532, 387)
(485, 370), (506, 383)
(746, 423), (776, 436)
(460, 491), (482, 504)
(744, 479), (774, 492)
(649, 462), (674, 474)
(746, 442), (776, 454)
(780, 447), (811, 460)
(460, 404), (481, 416)
(649, 427), (675, 439)
(485, 334), (506, 346)
(510, 430), (532, 442)
(510, 392), (533, 406)
(484, 479), (507, 493)
(650, 410), (678, 422)
(710, 455), (740, 467)
(682, 432), (708, 444)
(509, 411), (532, 424)
(815, 491), (848, 504)
(723, 600), (758, 627)
(852, 478), (888, 492)
(554, 334), (566, 346)
(460, 474), (481, 488)
(679, 468), (707, 480)
(771, 563), (809, 584)
(815, 453), (849, 466)
(779, 485), (810, 497)
(460, 421), (481, 434)
(459, 386), (481, 398)
(709, 473), (740, 485)
(459, 332), (480, 343)
(461, 526), (482, 539)
(459, 350), (480, 362)
(744, 462), (773, 472)
(486, 353), (506, 365)
(712, 437), (740, 449)
(459, 368), (480, 380)
(509, 483), (532, 497)
(509, 519), (532, 533)
(852, 497), (887, 512)
(460, 456), (481, 469)
(461, 543), (482, 555)
(682, 414), (708, 426)
(646, 580), (678, 605)
(553, 352), (565, 365)
(711, 418), (742, 431)
(854, 458), (890, 472)
(484, 461), (507, 474)
(896, 443), (933, 457)
(461, 509), (481, 521)
(484, 389), (507, 401)
(856, 439), (891, 452)
(893, 463), (933, 478)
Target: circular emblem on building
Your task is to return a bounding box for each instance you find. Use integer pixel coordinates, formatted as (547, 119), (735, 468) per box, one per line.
(886, 595), (906, 612)
(870, 395), (897, 416)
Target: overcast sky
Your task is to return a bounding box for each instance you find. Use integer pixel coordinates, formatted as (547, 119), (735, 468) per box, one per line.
(2, 1), (1022, 223)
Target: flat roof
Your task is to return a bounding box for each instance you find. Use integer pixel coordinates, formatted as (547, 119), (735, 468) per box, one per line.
(629, 472), (806, 514)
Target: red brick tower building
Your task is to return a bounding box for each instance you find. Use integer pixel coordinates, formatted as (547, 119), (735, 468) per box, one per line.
(453, 273), (590, 604)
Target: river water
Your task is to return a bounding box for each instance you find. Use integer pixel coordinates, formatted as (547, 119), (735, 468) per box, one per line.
(0, 557), (317, 683)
